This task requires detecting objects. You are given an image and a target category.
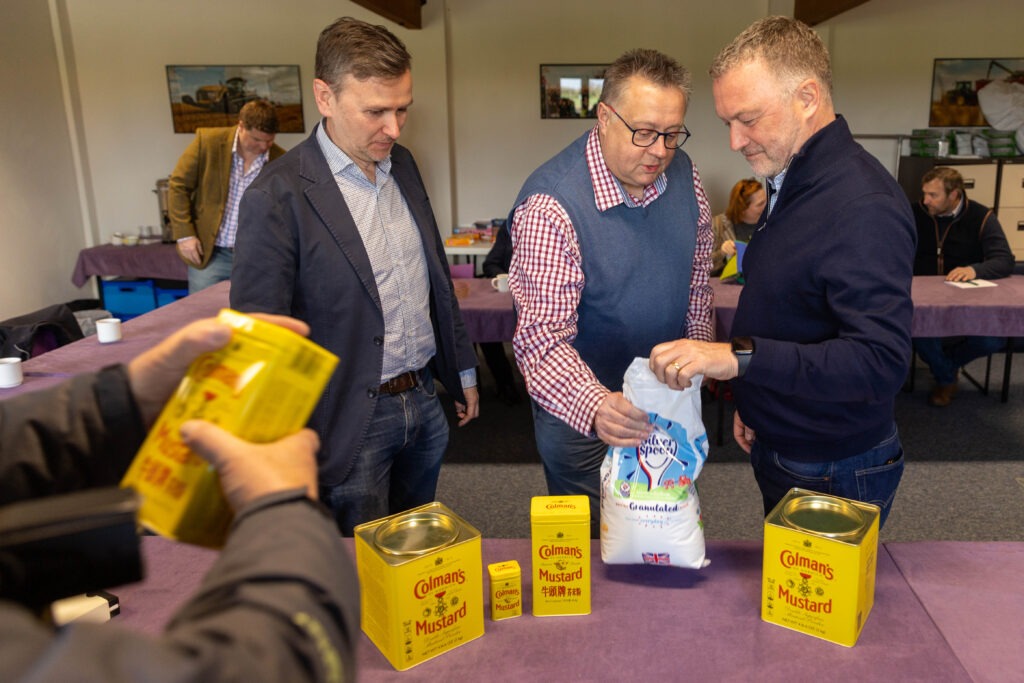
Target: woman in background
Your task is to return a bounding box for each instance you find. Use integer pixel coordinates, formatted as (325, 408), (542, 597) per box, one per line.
(711, 178), (766, 276)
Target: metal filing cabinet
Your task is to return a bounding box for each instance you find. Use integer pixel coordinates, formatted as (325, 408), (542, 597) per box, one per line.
(897, 156), (999, 207)
(997, 160), (1024, 259)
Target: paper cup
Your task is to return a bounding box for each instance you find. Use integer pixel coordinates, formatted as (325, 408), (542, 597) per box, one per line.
(0, 357), (23, 388)
(96, 318), (123, 344)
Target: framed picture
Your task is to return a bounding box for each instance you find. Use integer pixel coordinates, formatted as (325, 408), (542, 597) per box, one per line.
(929, 58), (1024, 127)
(166, 65), (305, 133)
(540, 64), (608, 119)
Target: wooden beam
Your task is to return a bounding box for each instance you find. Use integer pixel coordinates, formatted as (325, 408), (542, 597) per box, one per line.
(350, 0), (424, 30)
(794, 0), (870, 26)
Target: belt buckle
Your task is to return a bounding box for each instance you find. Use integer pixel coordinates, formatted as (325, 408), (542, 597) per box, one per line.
(383, 370), (418, 394)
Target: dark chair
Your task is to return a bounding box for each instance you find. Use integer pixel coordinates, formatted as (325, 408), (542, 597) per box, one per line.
(964, 337), (1022, 403)
(0, 303), (84, 360)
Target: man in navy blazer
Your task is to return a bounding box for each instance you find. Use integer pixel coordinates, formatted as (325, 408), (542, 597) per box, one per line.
(231, 17), (479, 534)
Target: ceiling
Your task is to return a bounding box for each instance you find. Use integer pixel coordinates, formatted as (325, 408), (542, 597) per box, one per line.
(350, 0), (870, 31)
(794, 0), (871, 26)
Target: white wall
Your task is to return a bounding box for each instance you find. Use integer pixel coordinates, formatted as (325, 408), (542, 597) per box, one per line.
(445, 0), (763, 225)
(446, 0), (1024, 225)
(62, 0), (451, 244)
(2, 0), (1022, 320)
(823, 0), (1024, 173)
(0, 0), (88, 319)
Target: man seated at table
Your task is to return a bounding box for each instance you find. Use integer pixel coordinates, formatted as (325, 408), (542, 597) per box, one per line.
(0, 315), (359, 683)
(912, 166), (1015, 407)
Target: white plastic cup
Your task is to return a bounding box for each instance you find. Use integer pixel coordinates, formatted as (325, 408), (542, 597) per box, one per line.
(491, 273), (510, 292)
(96, 318), (123, 344)
(0, 357), (23, 388)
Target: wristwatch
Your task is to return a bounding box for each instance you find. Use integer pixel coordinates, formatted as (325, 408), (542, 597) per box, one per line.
(731, 336), (755, 377)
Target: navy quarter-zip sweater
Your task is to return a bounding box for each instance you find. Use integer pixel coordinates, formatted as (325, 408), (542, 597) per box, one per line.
(731, 115), (916, 461)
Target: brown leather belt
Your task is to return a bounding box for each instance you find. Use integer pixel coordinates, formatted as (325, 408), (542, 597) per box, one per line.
(379, 370), (421, 395)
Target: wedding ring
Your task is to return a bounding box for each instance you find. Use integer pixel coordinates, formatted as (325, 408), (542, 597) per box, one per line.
(671, 362), (683, 373)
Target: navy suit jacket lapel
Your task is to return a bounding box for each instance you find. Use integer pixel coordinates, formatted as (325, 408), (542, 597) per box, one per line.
(391, 151), (446, 293)
(297, 131), (382, 310)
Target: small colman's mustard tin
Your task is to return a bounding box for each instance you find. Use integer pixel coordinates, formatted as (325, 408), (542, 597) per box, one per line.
(530, 495), (591, 616)
(354, 502), (484, 671)
(488, 560), (522, 620)
(762, 488), (880, 647)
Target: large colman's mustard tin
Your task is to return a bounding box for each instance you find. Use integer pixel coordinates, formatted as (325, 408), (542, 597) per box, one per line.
(354, 503), (484, 671)
(762, 488), (880, 647)
(121, 309), (338, 548)
(530, 495), (591, 616)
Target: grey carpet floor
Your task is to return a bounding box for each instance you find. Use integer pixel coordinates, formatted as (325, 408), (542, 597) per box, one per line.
(438, 345), (1024, 541)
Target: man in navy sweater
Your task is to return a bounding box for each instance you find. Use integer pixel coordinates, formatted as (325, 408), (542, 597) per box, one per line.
(649, 16), (915, 527)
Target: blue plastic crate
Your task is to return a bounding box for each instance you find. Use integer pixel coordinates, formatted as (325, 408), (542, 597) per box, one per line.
(100, 279), (156, 319)
(155, 287), (188, 307)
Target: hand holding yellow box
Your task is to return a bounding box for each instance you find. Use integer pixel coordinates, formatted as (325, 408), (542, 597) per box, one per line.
(121, 309), (338, 548)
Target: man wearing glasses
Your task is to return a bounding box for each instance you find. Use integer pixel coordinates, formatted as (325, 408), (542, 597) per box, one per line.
(507, 49), (713, 535)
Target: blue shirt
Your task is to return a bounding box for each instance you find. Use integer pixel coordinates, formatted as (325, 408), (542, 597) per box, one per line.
(316, 124), (435, 383)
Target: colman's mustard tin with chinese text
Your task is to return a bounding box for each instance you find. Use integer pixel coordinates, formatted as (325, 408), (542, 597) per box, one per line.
(762, 488), (880, 647)
(354, 502), (484, 671)
(120, 309), (338, 548)
(488, 560), (522, 620)
(530, 495), (591, 616)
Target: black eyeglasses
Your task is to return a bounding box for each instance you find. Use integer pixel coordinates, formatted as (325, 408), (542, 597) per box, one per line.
(606, 104), (690, 149)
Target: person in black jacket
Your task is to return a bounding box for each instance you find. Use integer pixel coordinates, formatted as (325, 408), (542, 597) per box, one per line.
(481, 224), (521, 404)
(0, 315), (359, 683)
(646, 16), (914, 527)
(912, 166), (1015, 406)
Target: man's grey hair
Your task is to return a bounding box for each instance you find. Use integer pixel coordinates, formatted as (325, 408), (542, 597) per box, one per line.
(315, 16), (411, 92)
(710, 16), (832, 100)
(599, 48), (692, 107)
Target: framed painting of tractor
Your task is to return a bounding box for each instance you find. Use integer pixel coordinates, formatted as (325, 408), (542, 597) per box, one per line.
(166, 65), (305, 133)
(929, 58), (1024, 127)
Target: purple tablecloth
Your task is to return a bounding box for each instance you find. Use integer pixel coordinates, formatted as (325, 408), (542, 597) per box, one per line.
(453, 277), (516, 343)
(888, 542), (1024, 683)
(1, 282), (230, 400)
(2, 276), (513, 402)
(107, 537), (1024, 681)
(72, 243), (187, 287)
(711, 275), (1024, 340)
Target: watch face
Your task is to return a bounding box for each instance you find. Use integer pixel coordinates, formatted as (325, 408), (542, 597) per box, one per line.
(732, 336), (754, 354)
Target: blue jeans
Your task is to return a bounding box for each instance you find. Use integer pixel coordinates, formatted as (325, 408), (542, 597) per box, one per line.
(531, 400), (606, 538)
(187, 246), (233, 293)
(749, 425), (904, 528)
(321, 369), (449, 535)
(914, 336), (1006, 385)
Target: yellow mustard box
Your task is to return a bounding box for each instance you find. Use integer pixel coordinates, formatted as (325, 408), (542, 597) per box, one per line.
(762, 488), (880, 647)
(355, 502), (484, 671)
(530, 495), (591, 616)
(121, 309), (338, 548)
(488, 560), (522, 621)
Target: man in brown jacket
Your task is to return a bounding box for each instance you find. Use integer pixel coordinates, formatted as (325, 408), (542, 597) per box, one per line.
(168, 100), (285, 292)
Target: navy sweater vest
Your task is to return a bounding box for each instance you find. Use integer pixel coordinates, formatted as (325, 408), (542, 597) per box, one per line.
(511, 131), (699, 391)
